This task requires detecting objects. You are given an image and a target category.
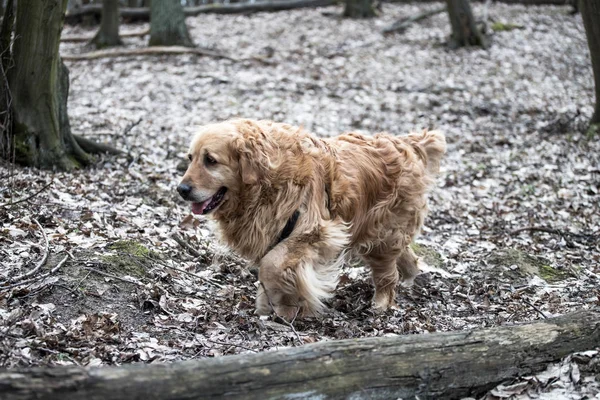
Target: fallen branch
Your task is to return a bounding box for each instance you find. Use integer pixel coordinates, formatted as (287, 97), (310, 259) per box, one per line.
(61, 46), (236, 62)
(81, 266), (146, 287)
(61, 28), (149, 43)
(510, 225), (598, 246)
(383, 6), (445, 34)
(0, 310), (598, 399)
(65, 0), (337, 23)
(0, 254), (69, 292)
(1, 219), (50, 285)
(0, 181), (53, 208)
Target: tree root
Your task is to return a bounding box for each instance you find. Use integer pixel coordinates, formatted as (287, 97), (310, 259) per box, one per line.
(73, 134), (122, 156)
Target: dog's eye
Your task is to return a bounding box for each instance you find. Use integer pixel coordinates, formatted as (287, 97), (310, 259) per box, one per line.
(204, 154), (217, 166)
(187, 154), (192, 162)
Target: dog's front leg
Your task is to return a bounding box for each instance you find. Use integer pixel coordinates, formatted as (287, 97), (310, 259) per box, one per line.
(254, 241), (308, 321)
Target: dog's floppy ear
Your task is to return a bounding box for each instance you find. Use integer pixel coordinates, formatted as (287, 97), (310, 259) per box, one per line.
(232, 128), (272, 185)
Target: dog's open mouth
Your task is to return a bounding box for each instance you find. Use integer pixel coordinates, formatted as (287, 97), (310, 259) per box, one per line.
(191, 187), (227, 215)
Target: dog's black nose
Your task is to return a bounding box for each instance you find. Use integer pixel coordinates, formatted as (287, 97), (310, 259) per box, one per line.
(177, 183), (192, 199)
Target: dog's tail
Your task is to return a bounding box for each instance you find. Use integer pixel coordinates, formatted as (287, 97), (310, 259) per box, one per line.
(402, 130), (446, 176)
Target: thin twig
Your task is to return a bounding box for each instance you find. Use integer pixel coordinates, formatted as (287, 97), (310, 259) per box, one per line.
(171, 233), (203, 258)
(205, 339), (257, 353)
(0, 181), (53, 207)
(523, 299), (548, 319)
(81, 266), (146, 286)
(122, 118), (143, 136)
(162, 263), (224, 288)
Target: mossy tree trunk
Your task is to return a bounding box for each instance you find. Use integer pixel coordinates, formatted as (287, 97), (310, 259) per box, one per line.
(580, 0), (600, 136)
(149, 0), (194, 47)
(446, 0), (487, 48)
(6, 0), (92, 169)
(343, 0), (376, 18)
(90, 0), (123, 48)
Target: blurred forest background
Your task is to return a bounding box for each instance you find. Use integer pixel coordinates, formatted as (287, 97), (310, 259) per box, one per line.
(0, 0), (599, 397)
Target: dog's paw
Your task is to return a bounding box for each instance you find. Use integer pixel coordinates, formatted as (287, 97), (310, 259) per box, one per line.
(372, 292), (396, 312)
(400, 276), (415, 288)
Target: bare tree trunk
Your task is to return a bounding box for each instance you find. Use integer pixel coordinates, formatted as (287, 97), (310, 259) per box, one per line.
(5, 0), (92, 169)
(343, 0), (376, 18)
(0, 0), (15, 160)
(446, 0), (487, 48)
(149, 0), (194, 47)
(90, 0), (123, 48)
(580, 0), (600, 135)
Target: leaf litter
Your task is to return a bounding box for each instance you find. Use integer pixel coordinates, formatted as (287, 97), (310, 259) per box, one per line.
(1, 2), (599, 398)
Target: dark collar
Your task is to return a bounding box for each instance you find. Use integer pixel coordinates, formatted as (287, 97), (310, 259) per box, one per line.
(273, 210), (300, 248)
(270, 184), (331, 250)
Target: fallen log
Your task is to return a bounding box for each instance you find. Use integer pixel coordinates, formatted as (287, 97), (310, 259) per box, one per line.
(65, 0), (337, 23)
(0, 310), (598, 400)
(383, 5), (445, 34)
(61, 28), (149, 43)
(61, 46), (236, 62)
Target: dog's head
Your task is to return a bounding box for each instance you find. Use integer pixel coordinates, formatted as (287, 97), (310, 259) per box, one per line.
(177, 120), (272, 215)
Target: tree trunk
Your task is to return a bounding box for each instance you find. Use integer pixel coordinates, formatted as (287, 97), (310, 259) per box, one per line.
(6, 0), (91, 169)
(0, 0), (15, 160)
(90, 0), (123, 48)
(580, 0), (600, 134)
(149, 0), (194, 47)
(0, 310), (598, 400)
(446, 0), (487, 48)
(343, 0), (376, 18)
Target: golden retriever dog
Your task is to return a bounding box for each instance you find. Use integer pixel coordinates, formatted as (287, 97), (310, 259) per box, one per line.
(178, 119), (446, 319)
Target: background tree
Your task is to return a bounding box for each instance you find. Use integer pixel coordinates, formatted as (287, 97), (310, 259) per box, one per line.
(580, 0), (600, 136)
(90, 0), (123, 48)
(343, 0), (376, 18)
(149, 0), (194, 47)
(446, 0), (487, 48)
(2, 0), (114, 169)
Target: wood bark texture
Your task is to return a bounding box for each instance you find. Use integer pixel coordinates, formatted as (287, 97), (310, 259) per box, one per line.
(446, 0), (487, 48)
(7, 0), (91, 169)
(149, 0), (194, 47)
(0, 310), (598, 400)
(90, 0), (123, 48)
(343, 0), (377, 18)
(580, 0), (600, 125)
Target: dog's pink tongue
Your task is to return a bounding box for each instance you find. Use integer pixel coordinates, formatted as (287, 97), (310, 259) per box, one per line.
(191, 198), (211, 215)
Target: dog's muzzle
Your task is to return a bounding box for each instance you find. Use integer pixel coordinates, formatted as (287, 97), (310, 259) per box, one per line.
(177, 183), (192, 200)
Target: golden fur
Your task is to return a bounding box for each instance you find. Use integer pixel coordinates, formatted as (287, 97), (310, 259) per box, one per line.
(179, 119), (446, 319)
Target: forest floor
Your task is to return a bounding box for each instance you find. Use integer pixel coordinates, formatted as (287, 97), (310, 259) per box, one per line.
(1, 2), (599, 398)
